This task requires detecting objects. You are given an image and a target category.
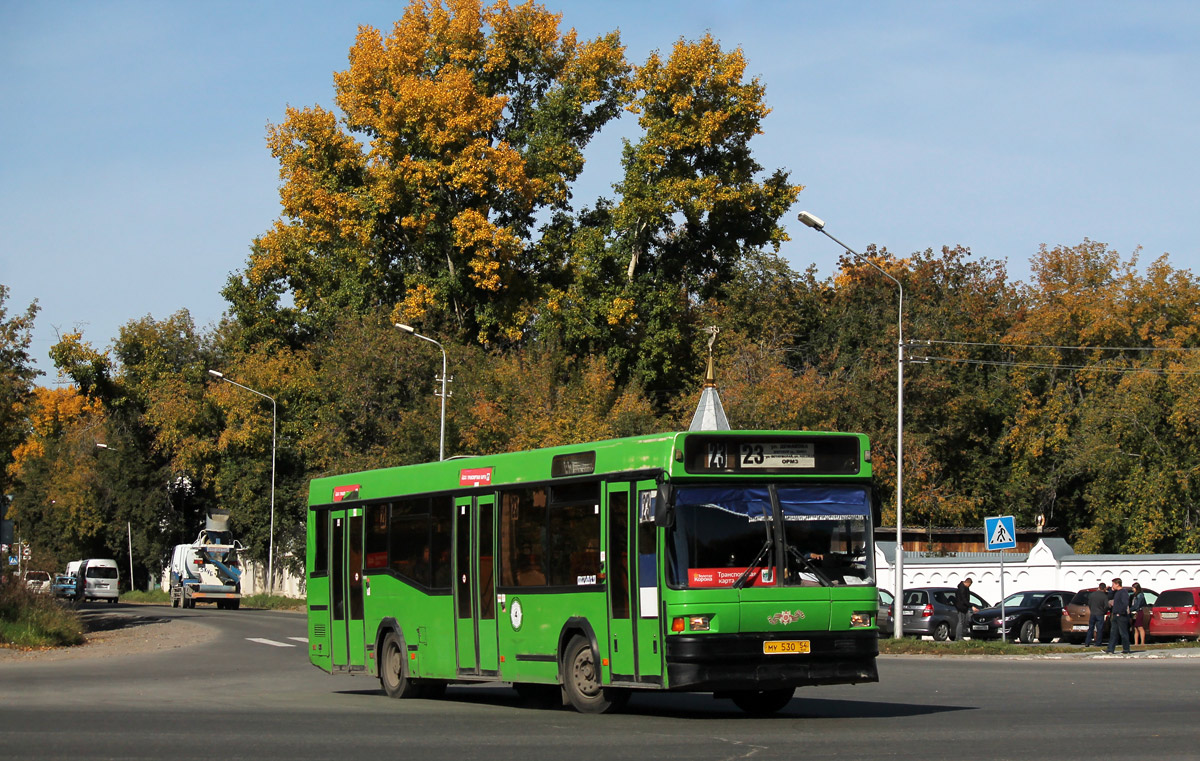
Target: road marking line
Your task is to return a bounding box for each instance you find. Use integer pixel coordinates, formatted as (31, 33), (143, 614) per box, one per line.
(288, 637), (308, 643)
(246, 637), (296, 648)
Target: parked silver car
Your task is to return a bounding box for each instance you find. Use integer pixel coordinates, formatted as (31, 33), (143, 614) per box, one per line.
(899, 586), (990, 640)
(878, 588), (895, 636)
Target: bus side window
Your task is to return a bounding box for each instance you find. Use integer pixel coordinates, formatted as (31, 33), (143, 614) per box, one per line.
(500, 487), (548, 587)
(365, 503), (390, 570)
(313, 509), (329, 575)
(430, 496), (453, 589)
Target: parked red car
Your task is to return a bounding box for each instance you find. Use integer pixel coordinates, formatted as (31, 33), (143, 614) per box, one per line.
(1148, 587), (1200, 641)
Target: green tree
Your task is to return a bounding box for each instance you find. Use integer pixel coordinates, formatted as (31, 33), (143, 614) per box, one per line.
(0, 285), (41, 502)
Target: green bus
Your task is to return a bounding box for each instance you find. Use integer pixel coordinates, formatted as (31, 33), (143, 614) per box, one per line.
(306, 430), (880, 715)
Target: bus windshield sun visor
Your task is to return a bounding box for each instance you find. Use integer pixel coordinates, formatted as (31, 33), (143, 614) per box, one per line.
(672, 485), (869, 521)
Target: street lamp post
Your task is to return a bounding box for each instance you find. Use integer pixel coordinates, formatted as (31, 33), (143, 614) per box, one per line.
(798, 210), (906, 639)
(396, 324), (449, 462)
(208, 369), (277, 596)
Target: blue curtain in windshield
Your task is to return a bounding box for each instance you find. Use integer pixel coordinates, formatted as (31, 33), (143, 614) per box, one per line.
(673, 487), (772, 521)
(776, 486), (869, 521)
(674, 485), (869, 521)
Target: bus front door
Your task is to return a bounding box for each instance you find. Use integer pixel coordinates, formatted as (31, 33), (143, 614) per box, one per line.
(633, 481), (663, 682)
(330, 509), (367, 670)
(454, 498), (479, 674)
(605, 484), (636, 680)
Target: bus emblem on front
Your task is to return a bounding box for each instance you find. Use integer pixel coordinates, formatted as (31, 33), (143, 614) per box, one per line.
(768, 609), (805, 625)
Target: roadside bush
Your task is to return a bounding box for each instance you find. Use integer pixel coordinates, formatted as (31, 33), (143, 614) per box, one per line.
(120, 588), (169, 604)
(239, 592), (305, 611)
(0, 581), (85, 648)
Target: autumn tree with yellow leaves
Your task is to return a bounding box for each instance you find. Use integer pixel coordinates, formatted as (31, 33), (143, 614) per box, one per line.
(224, 0), (629, 349)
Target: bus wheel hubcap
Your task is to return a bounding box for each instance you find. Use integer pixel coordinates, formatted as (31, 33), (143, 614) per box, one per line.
(573, 651), (599, 696)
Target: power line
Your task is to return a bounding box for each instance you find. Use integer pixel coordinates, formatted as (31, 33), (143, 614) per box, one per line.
(913, 355), (1200, 376)
(919, 339), (1200, 353)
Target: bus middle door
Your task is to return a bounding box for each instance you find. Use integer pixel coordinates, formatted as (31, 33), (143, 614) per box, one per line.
(475, 494), (499, 674)
(605, 483), (635, 680)
(454, 497), (479, 674)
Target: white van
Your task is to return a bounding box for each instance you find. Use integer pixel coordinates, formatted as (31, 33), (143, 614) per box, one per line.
(79, 558), (120, 603)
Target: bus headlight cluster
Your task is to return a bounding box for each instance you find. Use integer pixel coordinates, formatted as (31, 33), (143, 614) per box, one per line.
(850, 611), (873, 628)
(688, 615), (711, 631)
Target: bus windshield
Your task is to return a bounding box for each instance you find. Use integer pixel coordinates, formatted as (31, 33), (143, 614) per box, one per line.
(667, 484), (873, 588)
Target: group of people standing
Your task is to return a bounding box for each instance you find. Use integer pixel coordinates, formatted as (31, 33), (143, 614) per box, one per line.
(1084, 577), (1148, 653)
(951, 576), (1149, 652)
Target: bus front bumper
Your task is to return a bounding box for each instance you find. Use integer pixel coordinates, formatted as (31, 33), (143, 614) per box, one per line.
(664, 630), (879, 692)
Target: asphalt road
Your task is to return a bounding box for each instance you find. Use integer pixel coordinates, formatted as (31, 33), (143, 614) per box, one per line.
(4, 603), (1199, 761)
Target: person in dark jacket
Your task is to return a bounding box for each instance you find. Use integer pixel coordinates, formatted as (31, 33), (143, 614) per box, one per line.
(1106, 577), (1133, 654)
(1084, 582), (1108, 647)
(954, 577), (978, 640)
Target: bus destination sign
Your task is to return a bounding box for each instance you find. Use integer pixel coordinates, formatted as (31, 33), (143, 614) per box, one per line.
(731, 442), (814, 469)
(683, 434), (861, 475)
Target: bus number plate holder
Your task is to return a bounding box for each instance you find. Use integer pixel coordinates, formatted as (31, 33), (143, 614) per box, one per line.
(763, 640), (810, 654)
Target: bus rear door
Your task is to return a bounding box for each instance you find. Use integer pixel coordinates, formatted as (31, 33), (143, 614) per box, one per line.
(330, 509), (367, 671)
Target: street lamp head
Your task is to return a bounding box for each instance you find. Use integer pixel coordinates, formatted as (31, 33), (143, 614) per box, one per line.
(207, 369), (224, 379)
(797, 211), (825, 231)
(395, 323), (415, 334)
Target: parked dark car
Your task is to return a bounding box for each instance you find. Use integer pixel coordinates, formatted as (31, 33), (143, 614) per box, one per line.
(899, 586), (990, 641)
(1061, 586), (1158, 644)
(969, 589), (1073, 643)
(1148, 587), (1200, 641)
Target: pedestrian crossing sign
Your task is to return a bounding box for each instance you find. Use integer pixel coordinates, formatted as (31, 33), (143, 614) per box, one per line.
(985, 515), (1017, 550)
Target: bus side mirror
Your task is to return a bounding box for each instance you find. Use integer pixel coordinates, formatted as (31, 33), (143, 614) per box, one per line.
(653, 483), (674, 527)
(871, 492), (883, 526)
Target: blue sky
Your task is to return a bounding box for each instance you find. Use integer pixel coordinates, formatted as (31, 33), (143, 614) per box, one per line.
(3, 1), (1198, 380)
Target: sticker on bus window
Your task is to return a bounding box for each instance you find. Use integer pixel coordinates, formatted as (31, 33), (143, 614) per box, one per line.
(460, 467), (493, 487)
(333, 484), (360, 502)
(638, 491), (656, 523)
(688, 567), (777, 588)
(577, 575), (597, 585)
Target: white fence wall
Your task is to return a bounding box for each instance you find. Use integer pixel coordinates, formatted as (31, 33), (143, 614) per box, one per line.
(875, 538), (1200, 604)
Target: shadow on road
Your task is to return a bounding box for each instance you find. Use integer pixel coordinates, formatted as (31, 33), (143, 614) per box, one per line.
(334, 682), (976, 719)
(77, 608), (173, 633)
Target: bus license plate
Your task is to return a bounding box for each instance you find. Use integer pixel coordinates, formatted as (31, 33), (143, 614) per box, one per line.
(763, 640), (810, 655)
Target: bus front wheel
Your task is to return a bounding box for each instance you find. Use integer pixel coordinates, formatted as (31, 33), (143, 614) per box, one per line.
(379, 632), (421, 699)
(562, 635), (625, 714)
(730, 688), (795, 716)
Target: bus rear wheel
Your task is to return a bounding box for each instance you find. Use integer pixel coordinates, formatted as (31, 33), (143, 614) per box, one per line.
(562, 635), (624, 714)
(379, 632), (421, 699)
(730, 688), (795, 716)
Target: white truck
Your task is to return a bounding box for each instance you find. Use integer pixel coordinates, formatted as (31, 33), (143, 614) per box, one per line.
(169, 510), (244, 610)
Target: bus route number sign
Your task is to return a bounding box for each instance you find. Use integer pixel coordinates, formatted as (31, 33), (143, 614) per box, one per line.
(705, 442), (728, 468)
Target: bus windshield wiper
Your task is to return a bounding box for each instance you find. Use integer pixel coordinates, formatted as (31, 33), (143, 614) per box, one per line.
(787, 544), (832, 587)
(733, 517), (774, 590)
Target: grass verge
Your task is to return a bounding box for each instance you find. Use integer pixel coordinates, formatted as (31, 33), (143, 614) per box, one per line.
(121, 589), (170, 604)
(0, 583), (85, 649)
(878, 636), (1200, 655)
(239, 592), (306, 611)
